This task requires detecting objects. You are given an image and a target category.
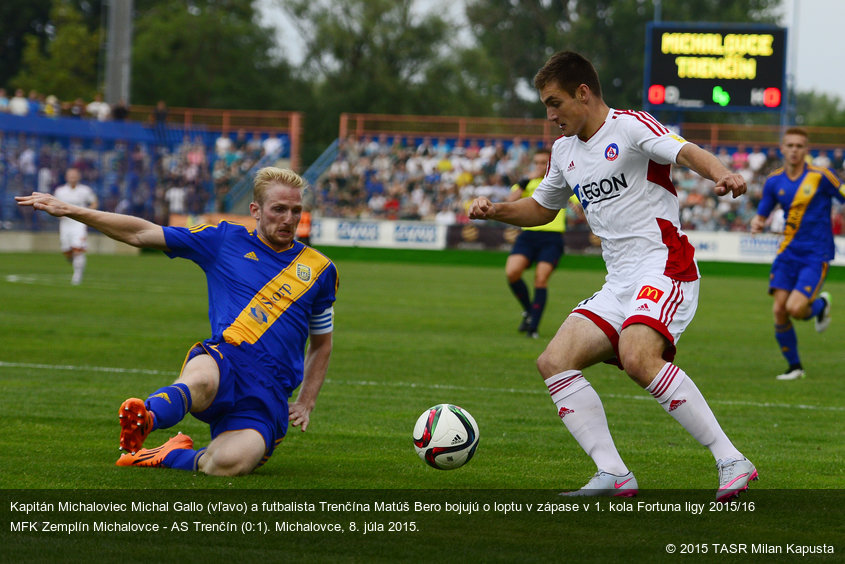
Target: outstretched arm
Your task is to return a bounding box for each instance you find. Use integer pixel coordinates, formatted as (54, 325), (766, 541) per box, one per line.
(16, 192), (168, 250)
(289, 331), (333, 432)
(677, 143), (747, 199)
(468, 196), (558, 227)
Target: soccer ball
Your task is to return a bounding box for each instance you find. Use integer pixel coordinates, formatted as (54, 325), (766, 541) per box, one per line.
(413, 404), (479, 470)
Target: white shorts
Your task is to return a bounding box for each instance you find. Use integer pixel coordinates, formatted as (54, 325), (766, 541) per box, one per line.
(59, 220), (88, 252)
(571, 274), (699, 363)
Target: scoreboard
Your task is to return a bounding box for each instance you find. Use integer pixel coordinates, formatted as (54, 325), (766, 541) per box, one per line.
(643, 22), (787, 112)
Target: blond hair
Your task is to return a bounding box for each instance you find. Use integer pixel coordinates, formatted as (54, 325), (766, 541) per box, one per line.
(253, 167), (306, 204)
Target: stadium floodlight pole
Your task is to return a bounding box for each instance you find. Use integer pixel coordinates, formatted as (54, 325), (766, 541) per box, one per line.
(104, 0), (134, 106)
(782, 0), (799, 129)
(653, 0), (661, 22)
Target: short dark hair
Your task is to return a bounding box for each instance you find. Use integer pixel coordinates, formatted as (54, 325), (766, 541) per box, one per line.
(533, 51), (602, 99)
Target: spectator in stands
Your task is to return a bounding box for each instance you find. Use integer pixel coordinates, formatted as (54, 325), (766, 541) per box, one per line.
(165, 182), (187, 218)
(296, 205), (312, 246)
(761, 147), (781, 176)
(153, 100), (168, 125)
(152, 100), (168, 145)
(716, 146), (732, 169)
(747, 145), (767, 174)
(27, 90), (42, 116)
(43, 95), (62, 118)
(86, 93), (111, 121)
(416, 136), (436, 156)
(0, 88), (9, 112)
(67, 98), (86, 119)
(262, 133), (284, 158)
(831, 148), (844, 174)
(833, 208), (844, 235)
(731, 145), (749, 171)
(233, 128), (249, 153)
(812, 149), (831, 169)
(9, 89), (29, 116)
(112, 99), (130, 121)
(215, 131), (233, 158)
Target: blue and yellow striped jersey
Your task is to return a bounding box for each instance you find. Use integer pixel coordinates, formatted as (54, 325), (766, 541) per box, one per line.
(758, 164), (844, 262)
(163, 221), (339, 392)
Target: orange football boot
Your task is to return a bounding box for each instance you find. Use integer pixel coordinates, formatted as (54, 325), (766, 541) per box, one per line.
(115, 433), (193, 467)
(118, 398), (154, 454)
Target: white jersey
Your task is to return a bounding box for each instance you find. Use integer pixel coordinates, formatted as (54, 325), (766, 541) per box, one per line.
(54, 183), (97, 217)
(533, 109), (696, 288)
(54, 183), (97, 250)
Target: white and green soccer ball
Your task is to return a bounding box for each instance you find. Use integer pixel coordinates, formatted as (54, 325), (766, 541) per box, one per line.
(413, 403), (479, 470)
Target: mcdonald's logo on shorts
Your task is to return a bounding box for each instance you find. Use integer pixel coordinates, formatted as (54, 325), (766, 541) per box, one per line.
(636, 285), (664, 303)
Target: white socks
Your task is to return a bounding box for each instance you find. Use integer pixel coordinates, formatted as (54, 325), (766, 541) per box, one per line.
(71, 254), (86, 285)
(545, 370), (629, 475)
(647, 363), (742, 461)
(546, 364), (743, 472)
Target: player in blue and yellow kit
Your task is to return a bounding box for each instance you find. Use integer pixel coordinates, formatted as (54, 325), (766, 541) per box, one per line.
(17, 167), (338, 475)
(751, 127), (844, 381)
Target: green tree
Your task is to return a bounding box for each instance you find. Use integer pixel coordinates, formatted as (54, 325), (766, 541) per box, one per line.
(0, 0), (102, 88)
(131, 0), (306, 109)
(794, 91), (845, 128)
(281, 0), (500, 160)
(464, 0), (782, 118)
(10, 0), (101, 100)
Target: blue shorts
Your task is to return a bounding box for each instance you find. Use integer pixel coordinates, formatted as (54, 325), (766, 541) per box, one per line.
(769, 255), (828, 299)
(510, 231), (564, 266)
(184, 341), (290, 462)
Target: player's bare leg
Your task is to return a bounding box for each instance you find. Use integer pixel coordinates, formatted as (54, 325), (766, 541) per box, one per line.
(178, 353), (221, 413)
(198, 429), (266, 476)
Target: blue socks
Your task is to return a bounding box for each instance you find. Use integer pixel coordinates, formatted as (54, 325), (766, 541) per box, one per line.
(775, 322), (800, 367)
(806, 296), (825, 319)
(163, 447), (206, 471)
(145, 383), (192, 430)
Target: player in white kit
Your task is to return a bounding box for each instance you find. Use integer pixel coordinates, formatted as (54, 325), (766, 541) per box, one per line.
(54, 168), (98, 285)
(469, 51), (756, 501)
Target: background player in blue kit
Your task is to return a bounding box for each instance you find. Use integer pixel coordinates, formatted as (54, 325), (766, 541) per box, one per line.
(17, 167), (338, 476)
(751, 127), (844, 381)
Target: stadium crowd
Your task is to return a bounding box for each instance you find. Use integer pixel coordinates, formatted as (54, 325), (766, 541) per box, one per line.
(313, 134), (845, 234)
(0, 89), (284, 228)
(2, 89), (844, 233)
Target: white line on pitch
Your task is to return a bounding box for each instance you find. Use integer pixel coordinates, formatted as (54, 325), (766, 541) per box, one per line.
(2, 360), (842, 413)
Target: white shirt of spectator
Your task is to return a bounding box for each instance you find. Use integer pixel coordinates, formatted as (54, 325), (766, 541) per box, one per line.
(262, 135), (283, 156)
(8, 95), (29, 116)
(747, 149), (767, 173)
(165, 186), (187, 214)
(87, 100), (111, 121)
(215, 135), (233, 157)
(533, 109), (691, 288)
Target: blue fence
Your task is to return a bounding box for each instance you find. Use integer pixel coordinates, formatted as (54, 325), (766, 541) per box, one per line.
(0, 113), (290, 229)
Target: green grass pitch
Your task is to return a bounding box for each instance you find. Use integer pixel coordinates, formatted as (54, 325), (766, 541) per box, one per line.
(1, 248), (842, 561)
